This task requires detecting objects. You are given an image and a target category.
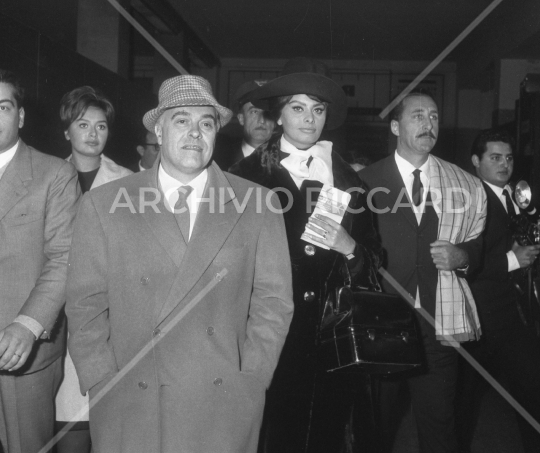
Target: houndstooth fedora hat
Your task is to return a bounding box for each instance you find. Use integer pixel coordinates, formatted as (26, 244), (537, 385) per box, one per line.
(143, 75), (233, 131)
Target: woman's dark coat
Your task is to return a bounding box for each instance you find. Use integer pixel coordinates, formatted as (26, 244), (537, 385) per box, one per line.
(229, 135), (382, 452)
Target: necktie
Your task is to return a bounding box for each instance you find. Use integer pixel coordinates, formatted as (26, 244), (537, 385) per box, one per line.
(174, 185), (193, 242)
(412, 169), (423, 206)
(502, 188), (514, 215)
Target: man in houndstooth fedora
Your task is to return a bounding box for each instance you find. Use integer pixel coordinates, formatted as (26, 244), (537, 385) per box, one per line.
(66, 74), (294, 453)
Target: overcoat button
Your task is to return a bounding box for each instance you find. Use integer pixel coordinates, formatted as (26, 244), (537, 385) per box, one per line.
(138, 381), (148, 390)
(206, 327), (214, 336)
(213, 378), (222, 386)
(140, 276), (149, 285)
(304, 291), (316, 302)
(304, 245), (316, 256)
(153, 329), (161, 337)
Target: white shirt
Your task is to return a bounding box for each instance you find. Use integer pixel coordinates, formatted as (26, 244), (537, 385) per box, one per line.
(394, 151), (432, 308)
(0, 139), (19, 171)
(241, 141), (256, 158)
(394, 151), (431, 225)
(484, 181), (520, 272)
(158, 164), (208, 240)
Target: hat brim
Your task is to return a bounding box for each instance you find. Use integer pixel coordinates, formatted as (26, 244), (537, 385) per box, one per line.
(249, 73), (347, 129)
(143, 100), (233, 132)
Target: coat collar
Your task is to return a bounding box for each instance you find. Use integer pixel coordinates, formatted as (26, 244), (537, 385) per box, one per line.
(0, 140), (32, 223)
(66, 153), (132, 189)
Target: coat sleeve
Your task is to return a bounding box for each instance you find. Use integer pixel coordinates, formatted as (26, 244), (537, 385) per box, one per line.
(455, 181), (488, 276)
(19, 160), (80, 336)
(66, 193), (118, 394)
(345, 180), (383, 287)
(241, 191), (294, 388)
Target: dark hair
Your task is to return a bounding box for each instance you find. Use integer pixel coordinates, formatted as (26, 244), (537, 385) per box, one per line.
(471, 128), (515, 159)
(59, 86), (114, 130)
(267, 94), (330, 139)
(0, 69), (25, 108)
(389, 89), (435, 122)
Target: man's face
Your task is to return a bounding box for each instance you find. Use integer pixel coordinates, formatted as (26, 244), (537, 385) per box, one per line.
(391, 95), (439, 162)
(155, 105), (218, 183)
(0, 82), (24, 153)
(472, 141), (513, 188)
(237, 102), (275, 148)
(137, 131), (160, 170)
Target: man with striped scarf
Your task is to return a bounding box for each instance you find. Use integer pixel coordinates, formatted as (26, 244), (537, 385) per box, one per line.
(360, 90), (486, 453)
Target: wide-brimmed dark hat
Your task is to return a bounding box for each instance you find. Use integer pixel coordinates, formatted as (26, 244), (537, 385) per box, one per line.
(234, 80), (269, 111)
(143, 75), (232, 131)
(250, 57), (347, 129)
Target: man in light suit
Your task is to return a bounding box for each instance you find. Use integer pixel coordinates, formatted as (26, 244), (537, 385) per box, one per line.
(0, 69), (80, 452)
(66, 75), (294, 453)
(360, 90), (486, 453)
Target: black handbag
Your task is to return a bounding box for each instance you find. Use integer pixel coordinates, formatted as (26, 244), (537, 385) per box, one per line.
(318, 257), (422, 375)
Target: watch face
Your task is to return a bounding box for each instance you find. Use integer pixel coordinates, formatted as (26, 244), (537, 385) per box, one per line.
(346, 253), (355, 260)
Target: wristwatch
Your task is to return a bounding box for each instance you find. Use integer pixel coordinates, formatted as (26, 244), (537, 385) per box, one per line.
(345, 252), (355, 260)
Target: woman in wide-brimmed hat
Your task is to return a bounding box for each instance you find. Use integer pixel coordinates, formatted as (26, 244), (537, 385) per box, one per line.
(230, 58), (382, 453)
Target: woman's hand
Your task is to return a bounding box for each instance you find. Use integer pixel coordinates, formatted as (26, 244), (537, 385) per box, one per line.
(305, 214), (356, 256)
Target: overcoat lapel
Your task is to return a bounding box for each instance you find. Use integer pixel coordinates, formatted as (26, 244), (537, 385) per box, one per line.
(0, 142), (31, 223)
(140, 164), (186, 268)
(155, 163), (241, 324)
(382, 156), (418, 229)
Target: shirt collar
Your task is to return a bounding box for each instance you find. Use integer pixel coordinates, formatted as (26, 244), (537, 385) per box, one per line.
(158, 164), (208, 206)
(483, 180), (509, 198)
(394, 150), (430, 181)
(0, 139), (19, 170)
(241, 141), (256, 158)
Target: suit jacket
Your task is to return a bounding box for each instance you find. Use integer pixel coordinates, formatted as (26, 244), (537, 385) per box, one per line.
(467, 182), (520, 330)
(360, 155), (482, 339)
(0, 140), (80, 373)
(66, 161), (294, 453)
(213, 135), (244, 171)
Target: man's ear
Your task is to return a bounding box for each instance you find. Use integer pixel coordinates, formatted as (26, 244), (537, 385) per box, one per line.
(471, 154), (480, 168)
(18, 107), (25, 129)
(136, 145), (145, 157)
(154, 124), (162, 144)
(64, 130), (70, 141)
(237, 113), (245, 126)
(390, 120), (399, 137)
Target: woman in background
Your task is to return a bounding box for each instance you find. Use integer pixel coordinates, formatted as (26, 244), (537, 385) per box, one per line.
(230, 58), (382, 453)
(55, 86), (132, 453)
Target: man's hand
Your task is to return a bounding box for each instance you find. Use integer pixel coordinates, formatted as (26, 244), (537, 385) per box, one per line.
(0, 323), (36, 371)
(430, 240), (468, 271)
(512, 242), (540, 269)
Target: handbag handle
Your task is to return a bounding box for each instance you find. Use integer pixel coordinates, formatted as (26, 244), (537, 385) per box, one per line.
(342, 248), (382, 292)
